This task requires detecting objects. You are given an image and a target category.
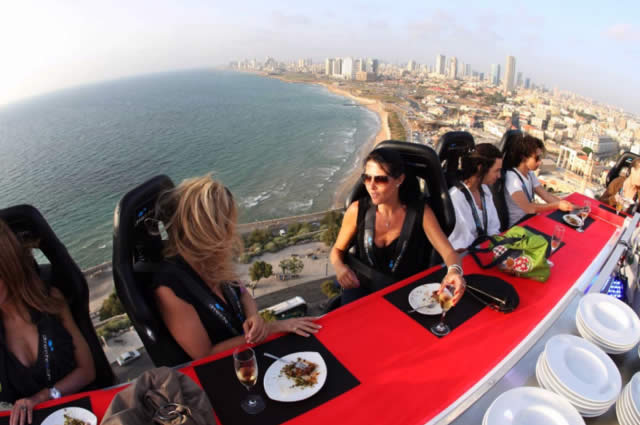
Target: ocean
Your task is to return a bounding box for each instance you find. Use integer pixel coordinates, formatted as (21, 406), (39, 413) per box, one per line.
(0, 70), (379, 269)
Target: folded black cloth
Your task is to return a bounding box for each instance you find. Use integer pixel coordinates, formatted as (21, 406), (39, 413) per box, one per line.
(0, 396), (93, 425)
(383, 268), (519, 337)
(523, 225), (565, 257)
(598, 203), (631, 216)
(547, 209), (594, 231)
(194, 334), (359, 425)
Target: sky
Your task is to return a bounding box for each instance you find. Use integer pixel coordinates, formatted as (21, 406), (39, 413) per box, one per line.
(1, 0), (640, 115)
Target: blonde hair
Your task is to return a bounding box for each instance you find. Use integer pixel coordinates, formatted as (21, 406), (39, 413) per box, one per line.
(0, 219), (65, 317)
(159, 174), (242, 286)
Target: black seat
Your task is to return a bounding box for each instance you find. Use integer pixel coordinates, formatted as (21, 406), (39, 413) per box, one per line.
(0, 205), (115, 389)
(437, 131), (475, 188)
(606, 152), (640, 187)
(491, 130), (523, 231)
(112, 175), (192, 367)
(345, 140), (455, 266)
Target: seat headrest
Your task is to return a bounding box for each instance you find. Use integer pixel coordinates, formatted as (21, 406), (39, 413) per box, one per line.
(437, 131), (475, 163)
(606, 151), (640, 187)
(498, 129), (523, 155)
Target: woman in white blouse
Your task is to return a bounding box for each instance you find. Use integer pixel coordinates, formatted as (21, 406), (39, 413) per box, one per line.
(448, 144), (503, 251)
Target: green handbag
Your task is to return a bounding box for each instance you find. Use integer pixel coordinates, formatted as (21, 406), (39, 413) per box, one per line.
(468, 226), (550, 282)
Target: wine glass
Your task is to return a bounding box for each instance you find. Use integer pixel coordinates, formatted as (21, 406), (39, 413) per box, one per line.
(551, 225), (565, 253)
(233, 347), (265, 414)
(577, 201), (590, 233)
(431, 287), (454, 337)
(615, 195), (624, 215)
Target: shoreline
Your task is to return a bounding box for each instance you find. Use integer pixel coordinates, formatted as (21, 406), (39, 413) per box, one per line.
(263, 72), (391, 207)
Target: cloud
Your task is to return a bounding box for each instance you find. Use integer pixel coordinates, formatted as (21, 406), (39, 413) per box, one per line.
(271, 11), (311, 27)
(605, 23), (640, 42)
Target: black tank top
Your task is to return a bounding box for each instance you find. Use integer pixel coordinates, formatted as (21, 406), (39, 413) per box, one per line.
(355, 197), (432, 280)
(0, 310), (76, 403)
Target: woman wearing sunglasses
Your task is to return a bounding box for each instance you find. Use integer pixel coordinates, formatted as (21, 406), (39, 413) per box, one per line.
(504, 134), (574, 227)
(330, 148), (465, 305)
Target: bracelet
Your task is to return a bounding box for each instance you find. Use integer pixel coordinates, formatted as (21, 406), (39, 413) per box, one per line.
(447, 264), (463, 275)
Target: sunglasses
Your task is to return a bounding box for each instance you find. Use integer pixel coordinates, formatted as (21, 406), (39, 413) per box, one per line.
(533, 154), (542, 162)
(361, 173), (390, 184)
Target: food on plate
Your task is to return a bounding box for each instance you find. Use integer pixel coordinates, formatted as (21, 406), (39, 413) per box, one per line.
(279, 358), (320, 388)
(564, 215), (580, 227)
(63, 414), (90, 425)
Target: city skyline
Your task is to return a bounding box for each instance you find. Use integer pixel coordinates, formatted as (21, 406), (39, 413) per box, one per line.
(1, 1), (640, 115)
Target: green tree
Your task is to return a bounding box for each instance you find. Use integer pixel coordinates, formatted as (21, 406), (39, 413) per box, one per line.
(279, 259), (290, 276)
(582, 147), (593, 156)
(247, 228), (271, 246)
(99, 291), (125, 321)
(248, 261), (273, 295)
(321, 210), (344, 247)
(320, 280), (341, 299)
(288, 256), (304, 276)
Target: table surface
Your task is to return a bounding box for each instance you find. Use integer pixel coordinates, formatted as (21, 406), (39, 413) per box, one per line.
(1, 193), (627, 425)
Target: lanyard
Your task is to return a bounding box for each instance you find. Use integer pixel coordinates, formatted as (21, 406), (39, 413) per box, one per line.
(458, 183), (488, 236)
(513, 169), (533, 202)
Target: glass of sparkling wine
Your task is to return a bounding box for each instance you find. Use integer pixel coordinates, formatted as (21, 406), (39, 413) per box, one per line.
(431, 287), (454, 337)
(234, 347), (265, 414)
(580, 201), (591, 221)
(551, 225), (565, 253)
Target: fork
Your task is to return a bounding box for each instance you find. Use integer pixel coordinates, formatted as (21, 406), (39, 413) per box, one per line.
(264, 352), (308, 369)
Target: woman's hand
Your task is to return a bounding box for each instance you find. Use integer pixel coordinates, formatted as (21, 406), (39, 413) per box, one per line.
(11, 393), (43, 425)
(557, 200), (574, 212)
(275, 317), (322, 337)
(335, 264), (359, 289)
(439, 270), (466, 305)
(243, 314), (268, 345)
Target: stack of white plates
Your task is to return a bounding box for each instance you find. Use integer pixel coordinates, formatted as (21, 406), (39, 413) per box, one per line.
(617, 372), (640, 425)
(483, 386), (585, 425)
(576, 293), (640, 354)
(535, 334), (621, 417)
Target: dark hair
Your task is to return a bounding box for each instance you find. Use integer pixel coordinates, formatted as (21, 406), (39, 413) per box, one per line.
(460, 143), (502, 181)
(504, 134), (544, 169)
(631, 158), (640, 170)
(364, 148), (421, 204)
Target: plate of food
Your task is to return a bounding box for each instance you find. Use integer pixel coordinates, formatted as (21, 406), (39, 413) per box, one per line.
(41, 407), (97, 425)
(408, 283), (442, 315)
(562, 213), (583, 227)
(263, 351), (327, 402)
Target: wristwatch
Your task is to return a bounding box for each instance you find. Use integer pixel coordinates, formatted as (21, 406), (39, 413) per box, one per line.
(49, 387), (61, 400)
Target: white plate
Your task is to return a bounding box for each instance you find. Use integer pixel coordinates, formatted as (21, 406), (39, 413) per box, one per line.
(623, 384), (640, 423)
(563, 214), (584, 227)
(263, 351), (327, 402)
(544, 334), (621, 403)
(630, 373), (640, 418)
(41, 407), (97, 425)
(408, 283), (442, 315)
(483, 386), (585, 425)
(578, 294), (640, 348)
(576, 313), (634, 354)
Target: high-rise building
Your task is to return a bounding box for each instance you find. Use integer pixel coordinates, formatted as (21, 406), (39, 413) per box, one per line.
(325, 58), (334, 76)
(490, 64), (501, 86)
(368, 58), (379, 74)
(448, 57), (458, 79)
(516, 72), (523, 87)
(407, 60), (416, 72)
(525, 78), (531, 89)
(332, 58), (342, 76)
(356, 58), (366, 73)
(436, 54), (446, 75)
(464, 64), (472, 77)
(504, 56), (516, 93)
(342, 57), (354, 80)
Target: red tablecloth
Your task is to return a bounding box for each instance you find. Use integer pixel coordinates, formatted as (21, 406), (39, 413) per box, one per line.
(1, 193), (621, 424)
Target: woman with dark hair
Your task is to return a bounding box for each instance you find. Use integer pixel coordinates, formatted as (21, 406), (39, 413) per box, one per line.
(330, 148), (465, 305)
(448, 144), (503, 251)
(0, 219), (95, 425)
(504, 135), (574, 227)
(599, 158), (640, 214)
(153, 175), (320, 361)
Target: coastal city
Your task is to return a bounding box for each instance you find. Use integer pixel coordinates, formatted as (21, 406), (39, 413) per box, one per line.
(229, 54), (640, 197)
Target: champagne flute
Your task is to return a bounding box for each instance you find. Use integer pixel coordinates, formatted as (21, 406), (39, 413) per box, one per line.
(233, 347), (265, 414)
(551, 225), (565, 253)
(615, 194), (623, 215)
(431, 287), (454, 337)
(577, 201), (590, 233)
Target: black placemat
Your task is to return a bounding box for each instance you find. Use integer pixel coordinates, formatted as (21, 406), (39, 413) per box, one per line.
(194, 334), (359, 425)
(523, 225), (565, 257)
(547, 209), (594, 231)
(383, 268), (491, 337)
(0, 396), (93, 425)
(598, 203), (629, 216)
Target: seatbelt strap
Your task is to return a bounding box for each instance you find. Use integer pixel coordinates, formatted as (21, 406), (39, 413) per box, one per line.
(512, 169), (533, 202)
(455, 182), (487, 237)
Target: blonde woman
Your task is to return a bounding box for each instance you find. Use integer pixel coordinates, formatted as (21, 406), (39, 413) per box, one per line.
(0, 219), (95, 425)
(153, 175), (320, 361)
